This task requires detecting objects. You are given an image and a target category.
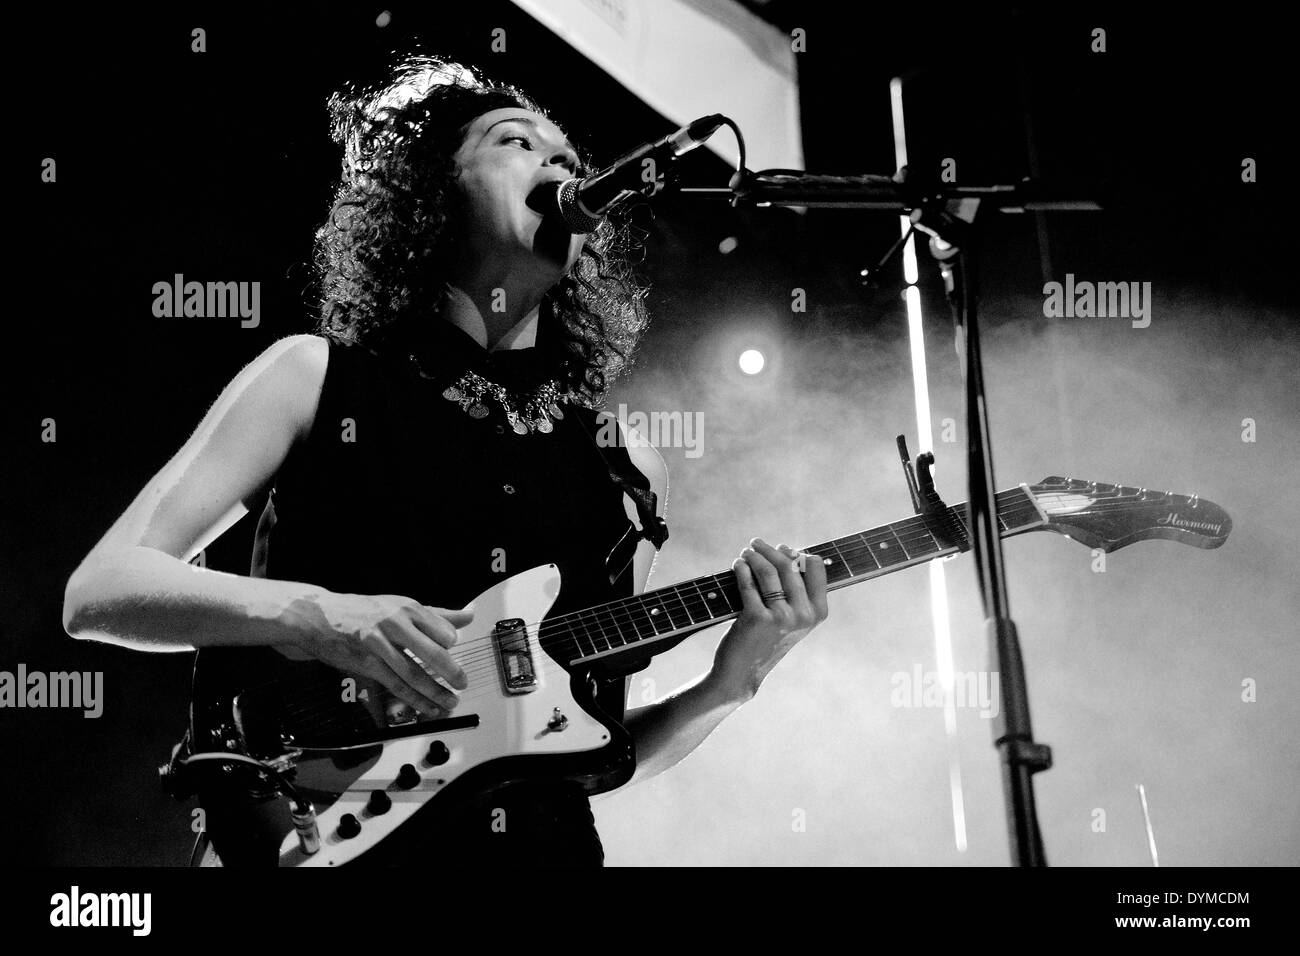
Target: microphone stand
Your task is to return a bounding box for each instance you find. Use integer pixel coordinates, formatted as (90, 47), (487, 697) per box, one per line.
(684, 167), (1100, 866)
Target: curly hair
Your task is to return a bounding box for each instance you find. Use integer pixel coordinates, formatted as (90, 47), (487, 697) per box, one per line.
(312, 55), (649, 406)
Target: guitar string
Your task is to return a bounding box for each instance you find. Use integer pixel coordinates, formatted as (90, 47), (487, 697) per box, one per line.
(268, 493), (1057, 729)
(360, 493), (1031, 682)
(275, 487), (1161, 709)
(268, 511), (979, 729)
(276, 495), (1205, 739)
(272, 496), (1183, 739)
(258, 493), (1192, 736)
(269, 498), (1044, 730)
(271, 489), (1166, 729)
(519, 489), (1203, 671)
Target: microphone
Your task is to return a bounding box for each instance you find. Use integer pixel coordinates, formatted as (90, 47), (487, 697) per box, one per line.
(544, 114), (725, 233)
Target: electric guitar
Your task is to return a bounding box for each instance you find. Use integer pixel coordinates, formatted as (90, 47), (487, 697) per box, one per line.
(183, 476), (1230, 866)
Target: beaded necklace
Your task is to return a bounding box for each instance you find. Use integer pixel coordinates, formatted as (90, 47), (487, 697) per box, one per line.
(407, 356), (570, 435)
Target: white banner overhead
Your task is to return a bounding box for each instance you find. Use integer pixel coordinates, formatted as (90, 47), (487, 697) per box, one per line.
(510, 0), (803, 170)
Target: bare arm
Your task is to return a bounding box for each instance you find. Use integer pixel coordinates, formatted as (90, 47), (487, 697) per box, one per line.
(593, 419), (748, 790)
(62, 335), (329, 652)
(620, 669), (749, 788)
(61, 335), (467, 718)
(618, 543), (828, 789)
(604, 421), (829, 791)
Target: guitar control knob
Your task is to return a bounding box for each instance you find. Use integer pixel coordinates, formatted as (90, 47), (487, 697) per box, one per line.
(366, 789), (392, 815)
(426, 741), (450, 766)
(337, 813), (362, 839)
(396, 763), (421, 789)
(547, 708), (569, 732)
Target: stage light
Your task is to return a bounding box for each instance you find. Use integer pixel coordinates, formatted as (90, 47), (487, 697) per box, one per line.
(738, 349), (765, 374)
(894, 73), (965, 853)
(718, 236), (739, 255)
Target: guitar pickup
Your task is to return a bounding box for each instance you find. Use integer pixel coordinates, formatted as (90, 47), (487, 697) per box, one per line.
(493, 618), (538, 695)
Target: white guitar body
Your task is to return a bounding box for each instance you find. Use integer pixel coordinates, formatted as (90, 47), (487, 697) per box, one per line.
(206, 564), (622, 867)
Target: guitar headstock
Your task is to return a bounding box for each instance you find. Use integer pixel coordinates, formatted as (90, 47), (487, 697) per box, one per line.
(1025, 477), (1232, 553)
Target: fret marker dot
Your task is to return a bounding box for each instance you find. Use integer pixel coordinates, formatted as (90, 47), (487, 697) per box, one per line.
(650, 607), (660, 615)
(707, 592), (717, 599)
(879, 542), (888, 550)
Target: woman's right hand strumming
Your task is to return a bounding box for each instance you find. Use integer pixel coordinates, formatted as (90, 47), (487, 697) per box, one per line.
(278, 593), (472, 719)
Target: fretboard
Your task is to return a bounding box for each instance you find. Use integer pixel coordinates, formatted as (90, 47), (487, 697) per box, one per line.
(539, 485), (1046, 666)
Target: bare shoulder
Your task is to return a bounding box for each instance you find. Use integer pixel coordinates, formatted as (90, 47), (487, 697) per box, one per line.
(263, 333), (328, 385)
(75, 334), (333, 566)
(240, 334), (330, 441)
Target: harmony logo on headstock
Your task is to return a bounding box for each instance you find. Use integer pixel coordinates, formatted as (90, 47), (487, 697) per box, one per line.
(1026, 477), (1232, 553)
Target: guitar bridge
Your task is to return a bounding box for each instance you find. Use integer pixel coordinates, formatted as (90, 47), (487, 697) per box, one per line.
(492, 618), (538, 695)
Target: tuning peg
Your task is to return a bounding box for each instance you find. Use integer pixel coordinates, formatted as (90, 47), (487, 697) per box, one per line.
(1190, 493), (1199, 509)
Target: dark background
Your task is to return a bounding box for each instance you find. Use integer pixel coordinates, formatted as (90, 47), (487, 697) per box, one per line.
(4, 3), (1288, 865)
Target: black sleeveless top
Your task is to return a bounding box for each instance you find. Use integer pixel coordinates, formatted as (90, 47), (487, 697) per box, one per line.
(249, 317), (661, 866)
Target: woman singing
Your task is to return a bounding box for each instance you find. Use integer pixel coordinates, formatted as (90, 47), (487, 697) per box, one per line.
(62, 55), (828, 866)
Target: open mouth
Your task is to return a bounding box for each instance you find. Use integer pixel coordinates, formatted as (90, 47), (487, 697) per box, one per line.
(525, 180), (564, 220)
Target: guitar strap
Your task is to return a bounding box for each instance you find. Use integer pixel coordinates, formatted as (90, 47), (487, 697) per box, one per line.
(250, 486), (277, 579)
(572, 410), (670, 588)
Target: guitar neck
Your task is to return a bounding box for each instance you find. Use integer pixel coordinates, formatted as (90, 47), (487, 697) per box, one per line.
(540, 485), (1048, 667)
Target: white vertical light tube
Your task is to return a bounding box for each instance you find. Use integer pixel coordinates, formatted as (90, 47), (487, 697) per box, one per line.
(890, 77), (967, 854)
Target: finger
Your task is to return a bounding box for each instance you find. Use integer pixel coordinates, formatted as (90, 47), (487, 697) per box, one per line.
(408, 605), (464, 648)
(401, 612), (470, 690)
(394, 631), (470, 692)
(731, 557), (766, 616)
(797, 548), (830, 620)
(754, 540), (812, 617)
(424, 605), (475, 635)
(379, 611), (468, 690)
(364, 657), (445, 720)
(368, 632), (462, 712)
(741, 542), (784, 603)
